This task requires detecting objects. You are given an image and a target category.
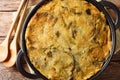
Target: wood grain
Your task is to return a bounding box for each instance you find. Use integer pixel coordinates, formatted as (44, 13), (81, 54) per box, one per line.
(96, 62), (120, 80)
(0, 12), (15, 36)
(0, 64), (42, 80)
(0, 0), (20, 11)
(112, 53), (120, 61)
(0, 0), (120, 80)
(0, 0), (41, 11)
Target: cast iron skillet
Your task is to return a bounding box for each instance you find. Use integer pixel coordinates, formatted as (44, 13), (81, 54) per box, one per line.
(16, 0), (120, 79)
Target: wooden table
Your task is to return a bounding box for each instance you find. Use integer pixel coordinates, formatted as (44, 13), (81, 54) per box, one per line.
(0, 0), (120, 80)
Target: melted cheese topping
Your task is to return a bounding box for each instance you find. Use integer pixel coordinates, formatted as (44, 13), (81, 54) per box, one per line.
(25, 0), (112, 80)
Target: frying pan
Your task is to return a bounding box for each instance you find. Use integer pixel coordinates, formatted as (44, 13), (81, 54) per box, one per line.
(16, 0), (120, 79)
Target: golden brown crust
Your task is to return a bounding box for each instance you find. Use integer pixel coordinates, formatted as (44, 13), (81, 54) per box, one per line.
(25, 0), (112, 80)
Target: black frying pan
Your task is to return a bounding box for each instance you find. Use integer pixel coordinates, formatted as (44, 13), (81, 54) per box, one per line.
(16, 0), (120, 79)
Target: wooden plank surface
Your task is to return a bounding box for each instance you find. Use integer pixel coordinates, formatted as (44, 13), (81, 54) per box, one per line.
(96, 62), (120, 80)
(0, 0), (40, 38)
(0, 12), (14, 37)
(0, 0), (120, 80)
(0, 0), (20, 11)
(0, 0), (40, 11)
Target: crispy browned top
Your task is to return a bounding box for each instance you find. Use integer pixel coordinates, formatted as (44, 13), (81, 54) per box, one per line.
(25, 0), (112, 80)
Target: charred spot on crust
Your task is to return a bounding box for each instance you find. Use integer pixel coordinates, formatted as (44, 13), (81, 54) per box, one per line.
(68, 47), (72, 51)
(86, 9), (91, 15)
(47, 51), (52, 57)
(55, 31), (60, 38)
(72, 29), (77, 39)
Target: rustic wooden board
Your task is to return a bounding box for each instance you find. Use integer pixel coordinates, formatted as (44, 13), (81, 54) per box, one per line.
(0, 12), (15, 36)
(112, 52), (120, 61)
(0, 0), (41, 11)
(0, 0), (120, 80)
(96, 62), (120, 80)
(0, 0), (20, 11)
(0, 63), (42, 80)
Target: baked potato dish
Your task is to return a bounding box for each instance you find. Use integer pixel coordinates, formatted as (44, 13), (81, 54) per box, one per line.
(25, 0), (112, 80)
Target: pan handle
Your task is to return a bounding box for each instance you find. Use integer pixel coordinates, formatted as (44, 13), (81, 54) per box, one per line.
(16, 49), (39, 79)
(100, 1), (120, 29)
